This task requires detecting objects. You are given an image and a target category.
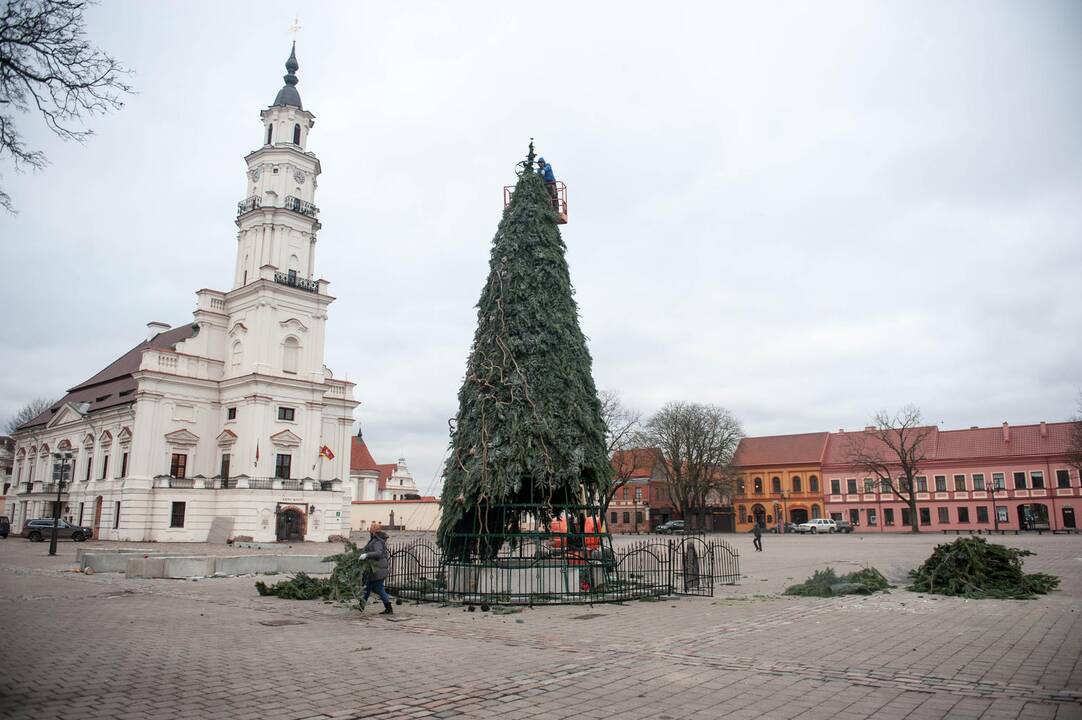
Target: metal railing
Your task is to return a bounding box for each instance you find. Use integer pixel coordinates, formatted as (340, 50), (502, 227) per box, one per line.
(273, 271), (318, 293)
(249, 478), (274, 489)
(281, 479), (303, 491)
(237, 195), (261, 215)
(385, 527), (739, 606)
(284, 195), (319, 218)
(168, 478), (194, 489)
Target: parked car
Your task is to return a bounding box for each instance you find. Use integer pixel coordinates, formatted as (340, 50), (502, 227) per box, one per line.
(656, 520), (685, 535)
(834, 519), (855, 533)
(21, 518), (93, 542)
(769, 522), (799, 534)
(0, 515), (10, 539)
(796, 518), (837, 534)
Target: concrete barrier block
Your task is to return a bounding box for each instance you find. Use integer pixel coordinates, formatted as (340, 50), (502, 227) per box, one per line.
(81, 553), (140, 573)
(161, 557), (217, 578)
(276, 555), (334, 574)
(126, 557), (167, 578)
(215, 555), (278, 576)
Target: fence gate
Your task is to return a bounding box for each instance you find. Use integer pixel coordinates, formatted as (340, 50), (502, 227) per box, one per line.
(672, 536), (740, 596)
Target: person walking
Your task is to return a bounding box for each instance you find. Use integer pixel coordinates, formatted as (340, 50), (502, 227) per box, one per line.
(359, 521), (393, 614)
(752, 522), (763, 552)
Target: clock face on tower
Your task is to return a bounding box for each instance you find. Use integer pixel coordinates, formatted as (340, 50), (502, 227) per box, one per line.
(248, 168), (262, 182)
(294, 170), (306, 184)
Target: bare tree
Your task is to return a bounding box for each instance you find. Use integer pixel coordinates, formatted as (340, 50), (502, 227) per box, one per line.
(1, 0), (132, 211)
(642, 401), (743, 531)
(599, 389), (644, 511)
(844, 405), (935, 533)
(4, 396), (56, 434)
(1068, 393), (1082, 477)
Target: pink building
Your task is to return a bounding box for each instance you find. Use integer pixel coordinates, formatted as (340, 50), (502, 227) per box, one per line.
(823, 421), (1080, 532)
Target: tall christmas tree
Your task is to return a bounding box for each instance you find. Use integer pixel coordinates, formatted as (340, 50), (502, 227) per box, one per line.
(438, 144), (611, 558)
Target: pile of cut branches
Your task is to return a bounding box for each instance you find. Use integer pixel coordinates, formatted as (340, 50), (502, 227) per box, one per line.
(907, 537), (1059, 599)
(784, 567), (892, 597)
(254, 541), (379, 609)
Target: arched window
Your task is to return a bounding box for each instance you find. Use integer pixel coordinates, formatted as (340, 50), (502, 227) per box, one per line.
(771, 476), (781, 493)
(266, 125), (273, 145)
(292, 123), (301, 145)
(753, 477), (762, 494)
(282, 336), (300, 374)
(738, 505), (745, 522)
(737, 478), (745, 494)
(792, 476), (802, 493)
(811, 504), (821, 519)
(231, 341), (243, 369)
(809, 475), (819, 492)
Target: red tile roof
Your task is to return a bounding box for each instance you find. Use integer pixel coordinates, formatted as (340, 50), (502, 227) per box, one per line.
(822, 427), (938, 466)
(733, 432), (829, 467)
(350, 437), (379, 472)
(18, 324), (198, 430)
(376, 463), (396, 491)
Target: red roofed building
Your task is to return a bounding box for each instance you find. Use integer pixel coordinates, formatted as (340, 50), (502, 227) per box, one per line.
(349, 432), (418, 502)
(607, 448), (674, 533)
(732, 432), (829, 533)
(823, 421), (1081, 532)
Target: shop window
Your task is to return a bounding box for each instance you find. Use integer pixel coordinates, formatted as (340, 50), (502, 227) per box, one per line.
(170, 502), (186, 528)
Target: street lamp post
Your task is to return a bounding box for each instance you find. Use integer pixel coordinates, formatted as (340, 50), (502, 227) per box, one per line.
(49, 452), (72, 556)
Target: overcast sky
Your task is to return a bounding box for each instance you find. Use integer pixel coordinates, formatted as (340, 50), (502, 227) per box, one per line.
(1, 1), (1080, 494)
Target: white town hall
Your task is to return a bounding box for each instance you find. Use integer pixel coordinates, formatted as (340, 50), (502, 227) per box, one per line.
(7, 45), (360, 542)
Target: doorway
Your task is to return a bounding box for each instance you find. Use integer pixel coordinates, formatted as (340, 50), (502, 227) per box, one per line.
(790, 508), (809, 525)
(276, 506), (306, 541)
(1062, 506), (1076, 529)
(1017, 503), (1050, 531)
(93, 496), (103, 537)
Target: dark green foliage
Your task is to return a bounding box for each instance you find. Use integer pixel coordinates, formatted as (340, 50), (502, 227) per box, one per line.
(256, 572), (329, 600)
(254, 541), (378, 609)
(438, 144), (611, 556)
(907, 537), (1060, 599)
(784, 567), (893, 597)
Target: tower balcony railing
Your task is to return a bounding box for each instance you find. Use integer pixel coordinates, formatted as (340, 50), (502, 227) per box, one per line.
(284, 195), (319, 218)
(237, 195), (261, 215)
(273, 271), (318, 293)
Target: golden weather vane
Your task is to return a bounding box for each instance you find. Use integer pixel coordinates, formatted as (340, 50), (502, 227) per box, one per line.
(289, 16), (301, 40)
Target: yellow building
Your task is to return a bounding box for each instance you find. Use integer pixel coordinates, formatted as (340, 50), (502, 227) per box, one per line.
(732, 432), (829, 532)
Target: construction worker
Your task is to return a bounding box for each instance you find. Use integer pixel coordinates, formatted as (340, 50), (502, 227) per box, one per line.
(537, 157), (559, 209)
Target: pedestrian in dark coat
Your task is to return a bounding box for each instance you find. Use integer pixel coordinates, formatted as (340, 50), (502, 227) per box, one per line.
(360, 522), (393, 614)
(753, 522), (763, 552)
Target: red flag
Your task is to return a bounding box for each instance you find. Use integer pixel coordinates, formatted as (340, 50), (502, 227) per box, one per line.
(319, 445), (335, 460)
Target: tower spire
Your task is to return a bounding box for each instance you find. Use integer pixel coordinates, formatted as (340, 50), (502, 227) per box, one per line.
(272, 42), (303, 109)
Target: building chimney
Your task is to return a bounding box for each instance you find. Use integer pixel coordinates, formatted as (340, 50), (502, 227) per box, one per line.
(1039, 421), (1047, 439)
(970, 426), (978, 430)
(146, 321), (171, 341)
(838, 428), (845, 433)
(1002, 422), (1010, 443)
(864, 426), (875, 433)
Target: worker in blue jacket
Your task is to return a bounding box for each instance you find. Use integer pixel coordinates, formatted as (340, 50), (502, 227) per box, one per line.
(537, 156), (559, 209)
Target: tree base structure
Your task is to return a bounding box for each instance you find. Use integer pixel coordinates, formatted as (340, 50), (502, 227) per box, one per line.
(387, 503), (740, 606)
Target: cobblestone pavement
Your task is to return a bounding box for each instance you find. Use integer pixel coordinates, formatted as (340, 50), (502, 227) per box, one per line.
(1, 533), (1080, 720)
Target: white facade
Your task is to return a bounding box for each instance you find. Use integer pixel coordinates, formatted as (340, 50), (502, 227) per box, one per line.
(8, 45), (358, 542)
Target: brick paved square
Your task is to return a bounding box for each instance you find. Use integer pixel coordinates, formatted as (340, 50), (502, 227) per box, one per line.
(1, 533), (1080, 720)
